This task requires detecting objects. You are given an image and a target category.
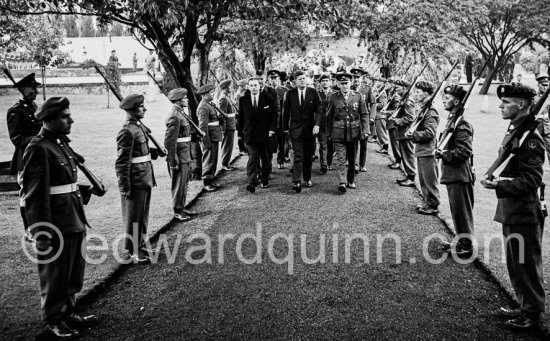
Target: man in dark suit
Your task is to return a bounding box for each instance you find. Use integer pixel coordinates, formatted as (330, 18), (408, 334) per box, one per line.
(257, 70), (280, 178)
(267, 70), (290, 169)
(283, 70), (322, 192)
(238, 77), (277, 192)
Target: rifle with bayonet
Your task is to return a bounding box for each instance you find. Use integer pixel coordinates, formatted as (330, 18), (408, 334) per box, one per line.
(94, 65), (167, 157)
(388, 62), (429, 120)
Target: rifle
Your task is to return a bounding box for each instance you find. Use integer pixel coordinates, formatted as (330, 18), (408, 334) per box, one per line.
(209, 70), (239, 113)
(2, 68), (26, 99)
(406, 61), (459, 135)
(401, 62), (413, 81)
(94, 65), (167, 157)
(436, 57), (492, 151)
(146, 71), (206, 138)
(484, 84), (550, 181)
(388, 62), (429, 120)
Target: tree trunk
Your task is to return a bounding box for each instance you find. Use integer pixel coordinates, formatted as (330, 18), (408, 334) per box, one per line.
(198, 45), (211, 86)
(253, 49), (267, 72)
(479, 66), (498, 95)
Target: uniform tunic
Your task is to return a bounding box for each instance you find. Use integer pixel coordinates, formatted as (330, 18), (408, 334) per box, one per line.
(219, 95), (237, 167)
(392, 98), (416, 179)
(198, 99), (222, 185)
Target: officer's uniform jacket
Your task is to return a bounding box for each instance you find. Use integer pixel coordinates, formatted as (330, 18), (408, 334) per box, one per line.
(375, 89), (388, 120)
(164, 106), (193, 168)
(439, 114), (475, 184)
(7, 99), (41, 174)
(494, 116), (545, 225)
(392, 98), (416, 141)
(219, 95), (237, 132)
(319, 89), (336, 132)
(411, 101), (439, 157)
(385, 90), (400, 130)
(326, 90), (369, 142)
(197, 99), (222, 149)
(115, 118), (156, 193)
(22, 128), (88, 236)
(356, 84), (376, 122)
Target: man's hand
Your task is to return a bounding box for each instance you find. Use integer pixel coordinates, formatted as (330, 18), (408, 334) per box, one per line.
(269, 130), (275, 137)
(434, 149), (444, 159)
(36, 238), (52, 252)
(480, 176), (498, 189)
(404, 131), (413, 139)
(313, 125), (320, 135)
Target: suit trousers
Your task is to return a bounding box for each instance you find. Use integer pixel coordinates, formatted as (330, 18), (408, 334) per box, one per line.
(355, 138), (368, 168)
(503, 222), (546, 317)
(334, 141), (357, 184)
(317, 130), (328, 167)
(389, 128), (402, 163)
(375, 118), (389, 146)
(291, 132), (314, 182)
(327, 139), (334, 167)
(276, 127), (289, 164)
(121, 188), (151, 254)
(201, 141), (219, 185)
(417, 156), (440, 207)
(38, 232), (85, 323)
(221, 130), (235, 167)
(246, 143), (270, 185)
(446, 182), (474, 248)
(238, 137), (247, 154)
(171, 163), (190, 213)
(398, 138), (416, 179)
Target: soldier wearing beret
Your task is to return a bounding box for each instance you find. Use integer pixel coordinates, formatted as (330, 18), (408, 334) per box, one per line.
(116, 94), (157, 264)
(318, 73), (335, 172)
(6, 73), (42, 241)
(326, 73), (369, 193)
(535, 74), (550, 166)
(22, 97), (99, 339)
(218, 80), (237, 171)
(481, 84), (546, 330)
(434, 85), (475, 255)
(405, 81), (440, 214)
(197, 84), (222, 192)
(165, 88), (197, 222)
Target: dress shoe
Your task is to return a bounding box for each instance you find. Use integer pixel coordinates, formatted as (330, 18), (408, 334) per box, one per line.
(211, 183), (223, 189)
(338, 183), (347, 193)
(24, 230), (34, 243)
(221, 165), (235, 171)
(65, 312), (100, 329)
(388, 163), (401, 170)
(174, 213), (191, 221)
(246, 184), (256, 193)
(347, 182), (356, 189)
(182, 209), (197, 215)
(46, 321), (80, 340)
(416, 203), (427, 210)
(398, 179), (416, 187)
(418, 206), (439, 215)
(354, 167), (359, 175)
(292, 182), (302, 193)
(359, 167), (367, 172)
(396, 177), (408, 183)
(304, 180), (313, 188)
(376, 148), (389, 154)
(497, 307), (522, 319)
(203, 185), (217, 192)
(504, 315), (540, 330)
(367, 137), (378, 143)
(439, 241), (452, 252)
(320, 165), (327, 174)
(261, 183), (270, 188)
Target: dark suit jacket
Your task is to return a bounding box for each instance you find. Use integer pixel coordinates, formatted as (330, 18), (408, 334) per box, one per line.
(238, 92), (277, 144)
(282, 87), (322, 140)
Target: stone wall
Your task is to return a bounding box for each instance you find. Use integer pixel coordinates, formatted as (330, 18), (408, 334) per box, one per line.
(0, 82), (149, 96)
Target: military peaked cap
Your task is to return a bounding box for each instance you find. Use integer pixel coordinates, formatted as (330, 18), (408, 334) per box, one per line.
(119, 94), (144, 110)
(415, 81), (434, 94)
(350, 68), (366, 76)
(15, 73), (41, 88)
(35, 97), (70, 121)
(497, 83), (537, 99)
(394, 79), (410, 88)
(336, 73), (352, 82)
(443, 85), (467, 101)
(536, 74), (550, 84)
(319, 73), (331, 81)
(197, 84), (215, 95)
(267, 70), (280, 78)
(219, 80), (232, 90)
(167, 88), (187, 101)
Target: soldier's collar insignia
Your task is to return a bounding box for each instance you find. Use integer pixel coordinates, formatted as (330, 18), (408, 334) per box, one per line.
(528, 139), (536, 150)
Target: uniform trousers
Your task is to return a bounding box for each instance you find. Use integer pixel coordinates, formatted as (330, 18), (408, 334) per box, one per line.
(121, 188), (151, 254)
(536, 125), (550, 165)
(221, 130), (235, 167)
(201, 141), (219, 185)
(375, 118), (389, 146)
(246, 142), (270, 185)
(17, 171), (28, 230)
(503, 222), (545, 317)
(355, 138), (368, 168)
(291, 131), (315, 182)
(171, 163), (190, 213)
(446, 182), (474, 248)
(327, 139), (334, 167)
(417, 156), (440, 207)
(276, 127), (289, 164)
(398, 138), (416, 179)
(335, 141), (358, 184)
(38, 232), (86, 323)
(317, 130), (328, 167)
(388, 128), (402, 163)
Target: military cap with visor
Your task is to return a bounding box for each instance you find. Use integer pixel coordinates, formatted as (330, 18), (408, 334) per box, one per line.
(536, 74), (550, 84)
(335, 73), (353, 82)
(350, 68), (366, 77)
(267, 70), (281, 78)
(15, 73), (41, 88)
(219, 80), (232, 90)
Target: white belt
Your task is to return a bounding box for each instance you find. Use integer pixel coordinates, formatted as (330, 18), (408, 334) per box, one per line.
(177, 137), (191, 143)
(131, 155), (151, 163)
(208, 121), (220, 126)
(50, 183), (78, 195)
(498, 177), (514, 181)
(226, 114), (236, 118)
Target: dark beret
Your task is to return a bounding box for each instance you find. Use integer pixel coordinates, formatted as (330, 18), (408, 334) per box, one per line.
(319, 73), (331, 81)
(415, 81), (434, 94)
(443, 85), (467, 101)
(219, 80), (232, 90)
(497, 83), (537, 99)
(15, 73), (40, 88)
(336, 73), (352, 82)
(394, 79), (410, 88)
(536, 74), (550, 83)
(167, 88), (187, 101)
(35, 97), (70, 121)
(294, 70), (305, 79)
(197, 84), (215, 95)
(119, 94), (144, 110)
(267, 70), (280, 78)
(350, 68), (365, 76)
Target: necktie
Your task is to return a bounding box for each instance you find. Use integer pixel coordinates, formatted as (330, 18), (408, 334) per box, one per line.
(253, 96), (257, 108)
(300, 91), (304, 106)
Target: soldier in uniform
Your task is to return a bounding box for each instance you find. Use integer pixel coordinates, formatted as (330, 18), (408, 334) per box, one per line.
(385, 81), (404, 169)
(218, 80), (237, 171)
(23, 97), (99, 339)
(326, 73), (369, 192)
(235, 79), (249, 156)
(116, 94), (157, 264)
(535, 73), (550, 167)
(165, 88), (197, 222)
(350, 68), (376, 173)
(434, 85), (474, 256)
(267, 70), (290, 169)
(374, 79), (390, 155)
(318, 73), (334, 173)
(405, 81), (440, 214)
(481, 84), (546, 330)
(6, 73), (41, 241)
(197, 84), (222, 192)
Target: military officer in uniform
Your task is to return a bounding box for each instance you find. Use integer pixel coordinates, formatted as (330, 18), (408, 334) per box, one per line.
(535, 73), (550, 167)
(23, 97), (99, 339)
(116, 94), (157, 264)
(219, 80), (237, 171)
(6, 73), (41, 241)
(197, 84), (222, 192)
(434, 85), (475, 256)
(326, 73), (369, 192)
(374, 79), (390, 155)
(350, 68), (376, 172)
(165, 88), (197, 222)
(267, 70), (290, 169)
(386, 81), (405, 169)
(481, 84), (546, 330)
(318, 73), (334, 173)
